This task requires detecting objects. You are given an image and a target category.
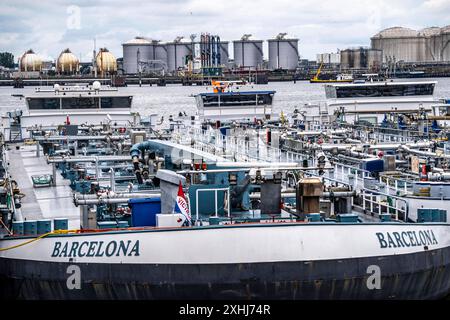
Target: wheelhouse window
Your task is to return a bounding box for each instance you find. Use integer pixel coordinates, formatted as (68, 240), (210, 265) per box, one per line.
(332, 83), (435, 99)
(100, 97), (132, 108)
(201, 93), (274, 107)
(62, 97), (98, 109)
(28, 98), (60, 110)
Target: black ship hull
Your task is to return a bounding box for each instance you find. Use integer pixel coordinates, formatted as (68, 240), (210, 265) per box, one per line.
(2, 246), (450, 300)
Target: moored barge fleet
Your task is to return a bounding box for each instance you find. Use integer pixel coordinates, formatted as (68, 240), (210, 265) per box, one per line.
(1, 80), (450, 299)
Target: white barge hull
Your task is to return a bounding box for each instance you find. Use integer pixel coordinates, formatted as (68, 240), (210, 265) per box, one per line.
(1, 222), (450, 299)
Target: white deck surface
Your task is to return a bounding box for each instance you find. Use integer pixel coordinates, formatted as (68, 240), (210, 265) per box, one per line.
(6, 144), (80, 229)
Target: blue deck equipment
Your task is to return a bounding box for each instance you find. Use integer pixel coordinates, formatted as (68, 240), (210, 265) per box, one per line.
(129, 198), (161, 227)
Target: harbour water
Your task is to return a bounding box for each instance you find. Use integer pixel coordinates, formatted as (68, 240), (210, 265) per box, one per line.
(1, 78), (450, 119)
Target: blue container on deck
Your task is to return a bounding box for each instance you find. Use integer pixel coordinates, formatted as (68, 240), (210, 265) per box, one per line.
(54, 218), (68, 230)
(24, 220), (37, 236)
(12, 221), (24, 235)
(360, 159), (384, 173)
(336, 214), (359, 223)
(37, 219), (52, 234)
(380, 213), (391, 222)
(129, 198), (161, 227)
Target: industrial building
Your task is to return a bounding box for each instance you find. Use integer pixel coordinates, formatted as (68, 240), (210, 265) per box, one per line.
(268, 33), (299, 70)
(233, 34), (264, 70)
(340, 47), (382, 71)
(371, 25), (450, 63)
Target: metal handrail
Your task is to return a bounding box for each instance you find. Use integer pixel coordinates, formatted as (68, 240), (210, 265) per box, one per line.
(195, 187), (231, 220)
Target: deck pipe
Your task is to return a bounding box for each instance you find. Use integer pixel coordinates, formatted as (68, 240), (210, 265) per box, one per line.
(74, 194), (161, 205)
(399, 145), (450, 159)
(47, 155), (132, 163)
(427, 172), (450, 181)
(34, 135), (129, 142)
(250, 191), (355, 199)
(74, 191), (161, 201)
(130, 141), (158, 185)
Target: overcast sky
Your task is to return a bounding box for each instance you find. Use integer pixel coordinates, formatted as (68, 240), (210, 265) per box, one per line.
(1, 0), (449, 62)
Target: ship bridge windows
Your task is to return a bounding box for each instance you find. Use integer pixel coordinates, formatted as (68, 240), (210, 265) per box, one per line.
(201, 93), (274, 107)
(27, 96), (133, 110)
(100, 97), (132, 108)
(27, 98), (60, 110)
(62, 97), (98, 109)
(328, 83), (435, 99)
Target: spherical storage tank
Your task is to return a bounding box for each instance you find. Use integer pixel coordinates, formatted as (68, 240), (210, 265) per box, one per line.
(96, 48), (117, 74)
(166, 37), (193, 73)
(57, 48), (79, 74)
(19, 49), (42, 72)
(268, 33), (299, 70)
(233, 34), (264, 69)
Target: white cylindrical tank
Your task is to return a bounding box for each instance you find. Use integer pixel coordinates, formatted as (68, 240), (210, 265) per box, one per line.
(268, 34), (299, 70)
(340, 49), (351, 69)
(166, 38), (193, 73)
(122, 37), (153, 74)
(419, 27), (441, 62)
(19, 49), (42, 72)
(440, 26), (450, 62)
(367, 49), (383, 71)
(233, 35), (264, 69)
(154, 43), (167, 70)
(219, 41), (230, 68)
(371, 27), (422, 63)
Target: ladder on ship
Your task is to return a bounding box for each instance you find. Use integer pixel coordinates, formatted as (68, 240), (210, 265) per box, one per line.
(7, 110), (23, 142)
(9, 124), (22, 142)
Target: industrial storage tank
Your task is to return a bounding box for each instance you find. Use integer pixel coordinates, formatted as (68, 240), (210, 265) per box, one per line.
(233, 34), (264, 69)
(439, 25), (450, 62)
(219, 41), (230, 68)
(166, 37), (193, 73)
(19, 49), (42, 72)
(96, 48), (117, 74)
(268, 33), (299, 70)
(57, 48), (79, 74)
(367, 49), (383, 71)
(340, 49), (351, 69)
(419, 27), (441, 62)
(371, 27), (423, 63)
(154, 43), (167, 67)
(122, 37), (153, 74)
